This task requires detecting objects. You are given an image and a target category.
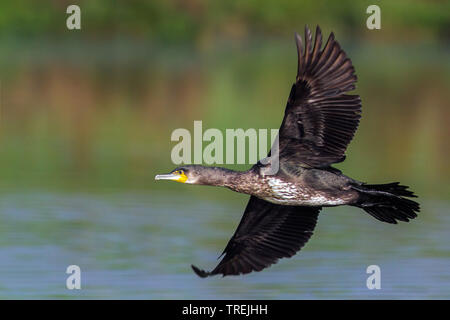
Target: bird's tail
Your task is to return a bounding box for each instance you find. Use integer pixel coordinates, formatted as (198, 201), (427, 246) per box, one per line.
(352, 182), (420, 224)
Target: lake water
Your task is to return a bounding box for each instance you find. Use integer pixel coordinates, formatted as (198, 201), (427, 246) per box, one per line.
(0, 191), (448, 299)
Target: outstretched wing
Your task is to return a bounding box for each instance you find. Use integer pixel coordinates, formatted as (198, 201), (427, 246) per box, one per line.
(191, 196), (321, 277)
(278, 26), (361, 168)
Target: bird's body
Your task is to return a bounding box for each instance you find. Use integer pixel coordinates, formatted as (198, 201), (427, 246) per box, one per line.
(261, 168), (358, 206)
(201, 165), (358, 207)
(156, 26), (420, 278)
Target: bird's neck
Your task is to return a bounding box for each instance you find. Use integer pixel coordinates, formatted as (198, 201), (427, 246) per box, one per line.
(198, 167), (255, 190)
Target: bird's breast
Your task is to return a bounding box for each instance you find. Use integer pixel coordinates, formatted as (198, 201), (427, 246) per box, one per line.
(266, 177), (300, 202)
(262, 176), (348, 206)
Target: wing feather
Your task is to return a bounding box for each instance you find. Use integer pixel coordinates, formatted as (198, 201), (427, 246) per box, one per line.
(192, 196), (320, 277)
(279, 26), (361, 168)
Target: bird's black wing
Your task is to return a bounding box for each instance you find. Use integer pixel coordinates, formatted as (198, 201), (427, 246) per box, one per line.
(278, 26), (361, 168)
(191, 196), (321, 277)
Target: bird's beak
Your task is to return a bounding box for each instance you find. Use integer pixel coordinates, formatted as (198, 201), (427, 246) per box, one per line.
(155, 172), (188, 183)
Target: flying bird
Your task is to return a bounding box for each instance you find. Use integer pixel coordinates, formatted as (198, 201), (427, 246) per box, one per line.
(155, 26), (420, 278)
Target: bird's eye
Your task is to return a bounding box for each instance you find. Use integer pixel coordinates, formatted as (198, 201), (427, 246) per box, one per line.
(179, 170), (184, 175)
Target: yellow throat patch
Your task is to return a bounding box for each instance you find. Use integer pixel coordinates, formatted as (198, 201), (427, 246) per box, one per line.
(176, 172), (188, 183)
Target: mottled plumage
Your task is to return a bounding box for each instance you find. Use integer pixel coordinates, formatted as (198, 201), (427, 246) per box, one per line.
(155, 26), (420, 278)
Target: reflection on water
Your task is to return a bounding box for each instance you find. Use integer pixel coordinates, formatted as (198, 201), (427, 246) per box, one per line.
(0, 191), (448, 299)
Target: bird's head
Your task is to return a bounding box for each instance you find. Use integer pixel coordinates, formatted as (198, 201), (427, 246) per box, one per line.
(155, 165), (236, 186)
(155, 165), (205, 185)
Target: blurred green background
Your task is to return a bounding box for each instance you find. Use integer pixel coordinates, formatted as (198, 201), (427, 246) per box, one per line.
(0, 0), (449, 299)
(0, 0), (449, 197)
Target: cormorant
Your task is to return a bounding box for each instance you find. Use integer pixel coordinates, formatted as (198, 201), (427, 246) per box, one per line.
(155, 26), (420, 278)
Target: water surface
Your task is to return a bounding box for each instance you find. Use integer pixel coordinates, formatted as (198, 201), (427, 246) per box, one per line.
(0, 192), (448, 299)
